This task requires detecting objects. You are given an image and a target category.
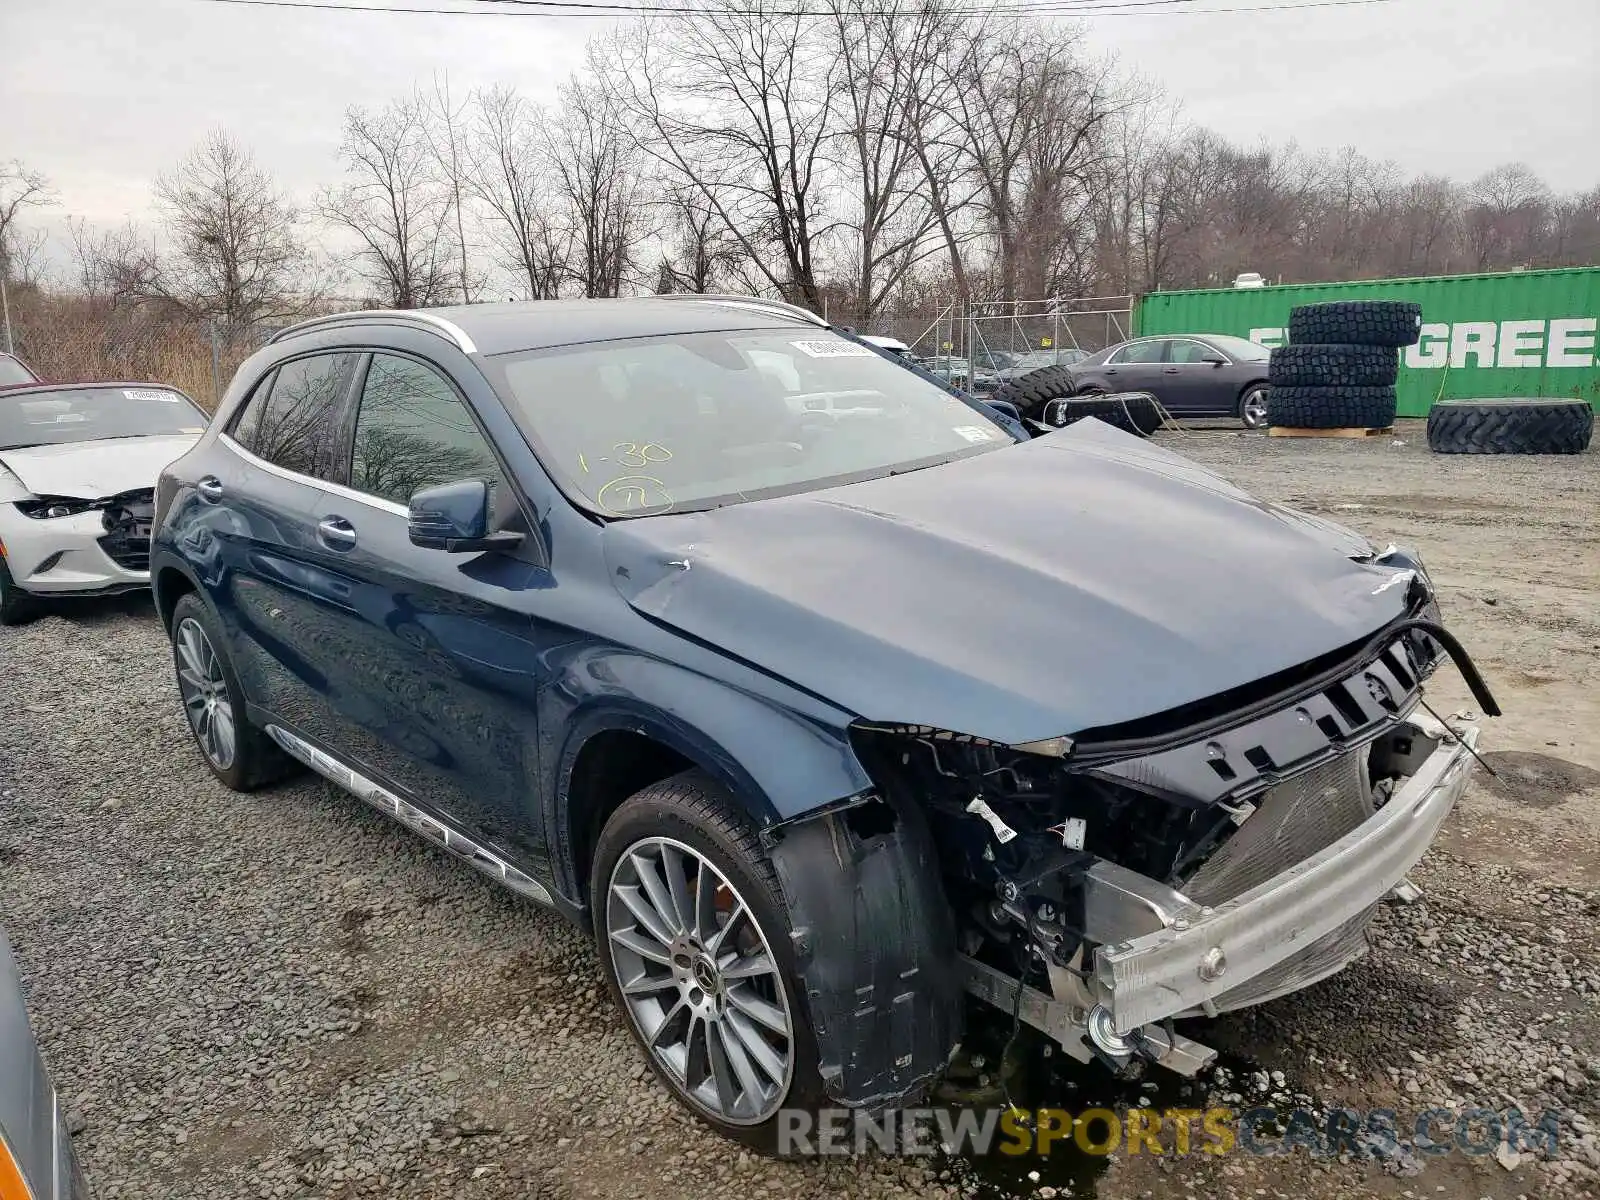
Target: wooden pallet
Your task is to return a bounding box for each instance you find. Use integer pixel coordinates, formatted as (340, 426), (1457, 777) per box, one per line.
(1267, 426), (1395, 439)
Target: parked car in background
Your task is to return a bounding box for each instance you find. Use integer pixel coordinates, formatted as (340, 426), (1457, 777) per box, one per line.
(150, 297), (1490, 1153)
(2, 931), (89, 1199)
(919, 354), (971, 389)
(0, 352), (40, 390)
(0, 382), (208, 623)
(1069, 333), (1271, 428)
(971, 348), (1088, 396)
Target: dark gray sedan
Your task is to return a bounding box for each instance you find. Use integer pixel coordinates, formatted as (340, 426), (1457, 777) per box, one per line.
(1, 932), (87, 1199)
(1068, 333), (1271, 428)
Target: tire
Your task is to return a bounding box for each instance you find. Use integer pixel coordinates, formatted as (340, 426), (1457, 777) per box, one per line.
(1042, 391), (1165, 438)
(0, 558), (39, 626)
(1238, 383), (1269, 430)
(169, 592), (297, 791)
(989, 366), (1077, 419)
(1265, 385), (1397, 430)
(1426, 398), (1594, 455)
(1268, 344), (1398, 388)
(1288, 300), (1423, 348)
(592, 770), (825, 1153)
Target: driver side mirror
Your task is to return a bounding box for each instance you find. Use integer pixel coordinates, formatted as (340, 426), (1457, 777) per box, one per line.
(409, 479), (523, 553)
(1201, 351), (1227, 365)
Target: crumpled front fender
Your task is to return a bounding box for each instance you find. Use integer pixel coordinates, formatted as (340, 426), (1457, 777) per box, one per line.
(765, 792), (962, 1107)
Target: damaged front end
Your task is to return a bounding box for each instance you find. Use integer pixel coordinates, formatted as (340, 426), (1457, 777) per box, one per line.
(842, 599), (1494, 1082)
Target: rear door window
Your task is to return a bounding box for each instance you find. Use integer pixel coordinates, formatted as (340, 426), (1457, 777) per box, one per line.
(231, 353), (359, 483)
(1110, 340), (1165, 365)
(349, 354), (503, 508)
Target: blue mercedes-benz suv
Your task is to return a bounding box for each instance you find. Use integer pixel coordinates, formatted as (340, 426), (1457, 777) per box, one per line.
(151, 297), (1493, 1150)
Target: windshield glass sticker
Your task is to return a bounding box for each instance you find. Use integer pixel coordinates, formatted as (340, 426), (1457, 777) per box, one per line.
(124, 388), (180, 402)
(791, 339), (874, 359)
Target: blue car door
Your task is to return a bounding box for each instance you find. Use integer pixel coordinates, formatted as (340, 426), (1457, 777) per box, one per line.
(289, 348), (559, 876)
(197, 351), (369, 742)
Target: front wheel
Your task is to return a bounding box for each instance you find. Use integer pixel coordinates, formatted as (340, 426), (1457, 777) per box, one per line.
(592, 771), (824, 1152)
(1239, 384), (1269, 430)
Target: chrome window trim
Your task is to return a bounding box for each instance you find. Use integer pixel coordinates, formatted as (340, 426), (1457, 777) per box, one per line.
(219, 433), (409, 517)
(267, 311), (478, 355)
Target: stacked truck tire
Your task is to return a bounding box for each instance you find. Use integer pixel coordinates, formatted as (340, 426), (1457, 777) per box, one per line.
(1265, 301), (1421, 430)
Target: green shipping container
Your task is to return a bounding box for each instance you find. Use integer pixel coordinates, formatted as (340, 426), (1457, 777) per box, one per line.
(1135, 267), (1600, 417)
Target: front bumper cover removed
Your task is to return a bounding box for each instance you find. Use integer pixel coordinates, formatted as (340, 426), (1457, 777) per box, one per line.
(1091, 720), (1476, 1033)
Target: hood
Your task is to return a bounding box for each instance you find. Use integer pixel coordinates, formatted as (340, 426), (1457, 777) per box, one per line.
(602, 420), (1412, 745)
(0, 434), (199, 499)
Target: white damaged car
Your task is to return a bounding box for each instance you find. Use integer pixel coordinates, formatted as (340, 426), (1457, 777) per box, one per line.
(0, 381), (208, 623)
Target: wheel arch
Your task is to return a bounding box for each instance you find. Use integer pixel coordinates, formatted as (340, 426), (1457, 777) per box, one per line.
(544, 659), (870, 912)
(152, 561), (200, 631)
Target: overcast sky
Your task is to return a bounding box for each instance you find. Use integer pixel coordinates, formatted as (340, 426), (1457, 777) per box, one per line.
(3, 0), (1597, 249)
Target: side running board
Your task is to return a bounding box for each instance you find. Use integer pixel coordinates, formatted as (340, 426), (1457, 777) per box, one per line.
(265, 724), (553, 906)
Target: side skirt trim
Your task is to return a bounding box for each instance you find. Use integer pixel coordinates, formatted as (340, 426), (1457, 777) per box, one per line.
(266, 724), (554, 906)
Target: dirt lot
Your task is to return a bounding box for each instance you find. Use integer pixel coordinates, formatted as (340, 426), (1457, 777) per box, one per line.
(1, 418), (1596, 1200)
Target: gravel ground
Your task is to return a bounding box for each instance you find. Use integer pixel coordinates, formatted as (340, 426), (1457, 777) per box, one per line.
(1, 417), (1596, 1200)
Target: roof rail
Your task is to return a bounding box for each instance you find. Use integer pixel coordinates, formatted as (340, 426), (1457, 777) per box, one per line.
(647, 293), (828, 328)
(267, 310), (478, 354)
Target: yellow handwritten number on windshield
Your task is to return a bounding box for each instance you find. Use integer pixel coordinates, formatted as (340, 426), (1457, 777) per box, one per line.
(613, 442), (673, 469)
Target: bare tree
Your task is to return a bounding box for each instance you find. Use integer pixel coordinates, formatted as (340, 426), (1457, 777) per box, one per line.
(0, 161), (54, 272)
(596, 5), (837, 308)
(419, 73), (479, 302)
(825, 0), (951, 319)
(547, 79), (650, 298)
(1465, 163), (1551, 270)
(68, 218), (163, 305)
(944, 19), (1121, 301)
(319, 98), (460, 308)
(655, 186), (744, 293)
(464, 84), (570, 300)
(151, 129), (315, 326)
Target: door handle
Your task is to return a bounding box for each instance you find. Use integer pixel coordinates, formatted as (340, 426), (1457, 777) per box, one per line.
(1162, 367), (1180, 374)
(196, 476), (223, 502)
(317, 516), (358, 551)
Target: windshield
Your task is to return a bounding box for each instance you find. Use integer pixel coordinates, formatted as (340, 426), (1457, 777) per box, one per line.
(0, 355), (37, 387)
(1204, 335), (1271, 362)
(1009, 350), (1082, 371)
(488, 329), (1011, 517)
(0, 386), (206, 451)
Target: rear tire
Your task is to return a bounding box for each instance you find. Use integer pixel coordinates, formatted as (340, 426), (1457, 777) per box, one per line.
(592, 770), (825, 1154)
(0, 558), (39, 626)
(169, 592), (297, 791)
(1426, 398), (1594, 454)
(1238, 384), (1269, 430)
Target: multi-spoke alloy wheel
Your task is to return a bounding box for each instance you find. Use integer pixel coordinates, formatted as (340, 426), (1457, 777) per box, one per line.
(605, 835), (795, 1125)
(175, 615), (236, 770)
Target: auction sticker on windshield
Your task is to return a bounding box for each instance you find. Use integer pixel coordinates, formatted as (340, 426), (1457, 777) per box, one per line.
(123, 388), (181, 401)
(953, 426), (999, 443)
(791, 340), (874, 358)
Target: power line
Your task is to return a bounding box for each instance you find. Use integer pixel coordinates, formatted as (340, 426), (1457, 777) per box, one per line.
(199, 0), (1400, 20)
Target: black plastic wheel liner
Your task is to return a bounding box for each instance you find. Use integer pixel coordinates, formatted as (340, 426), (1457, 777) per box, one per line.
(1426, 397), (1594, 455)
(764, 792), (962, 1107)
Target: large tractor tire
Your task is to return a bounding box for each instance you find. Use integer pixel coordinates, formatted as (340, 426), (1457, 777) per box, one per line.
(1425, 398), (1594, 455)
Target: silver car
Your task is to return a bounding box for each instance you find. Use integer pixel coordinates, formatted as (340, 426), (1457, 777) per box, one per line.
(1, 932), (87, 1199)
(0, 382), (207, 623)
